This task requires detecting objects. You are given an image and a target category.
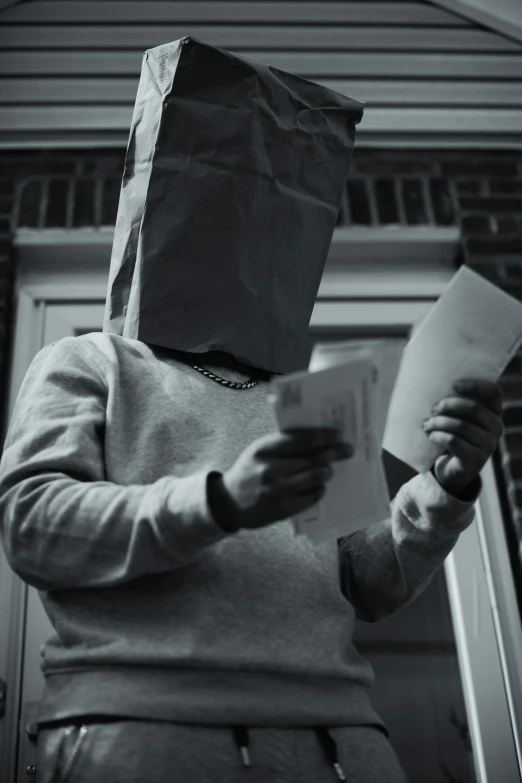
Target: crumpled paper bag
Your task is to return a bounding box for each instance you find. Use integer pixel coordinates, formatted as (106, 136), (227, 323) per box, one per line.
(103, 36), (364, 373)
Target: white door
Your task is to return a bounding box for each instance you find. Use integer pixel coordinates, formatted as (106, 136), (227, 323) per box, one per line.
(3, 300), (522, 783)
(19, 304), (107, 732)
(11, 304), (106, 783)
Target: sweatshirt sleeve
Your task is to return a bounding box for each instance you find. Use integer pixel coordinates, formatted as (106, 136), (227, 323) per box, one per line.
(338, 469), (480, 623)
(0, 338), (233, 592)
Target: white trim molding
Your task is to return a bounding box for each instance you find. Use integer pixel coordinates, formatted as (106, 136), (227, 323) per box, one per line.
(13, 226), (461, 301)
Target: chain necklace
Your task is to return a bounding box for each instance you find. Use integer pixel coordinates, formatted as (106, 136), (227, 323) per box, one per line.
(191, 363), (262, 390)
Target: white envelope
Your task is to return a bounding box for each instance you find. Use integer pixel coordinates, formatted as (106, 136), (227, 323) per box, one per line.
(268, 358), (391, 544)
(310, 339), (404, 446)
(382, 265), (522, 473)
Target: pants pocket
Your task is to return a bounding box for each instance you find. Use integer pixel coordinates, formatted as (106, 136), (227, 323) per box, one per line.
(36, 723), (88, 783)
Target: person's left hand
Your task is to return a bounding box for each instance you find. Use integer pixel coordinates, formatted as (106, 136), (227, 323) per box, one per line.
(422, 378), (504, 496)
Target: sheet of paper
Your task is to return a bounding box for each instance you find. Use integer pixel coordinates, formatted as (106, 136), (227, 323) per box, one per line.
(382, 265), (522, 473)
(268, 358), (391, 544)
(310, 339), (405, 446)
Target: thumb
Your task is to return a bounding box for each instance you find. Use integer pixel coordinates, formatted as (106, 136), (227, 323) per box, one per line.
(433, 453), (452, 484)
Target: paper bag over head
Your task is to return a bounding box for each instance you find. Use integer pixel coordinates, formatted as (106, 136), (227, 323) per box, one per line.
(102, 36), (365, 374)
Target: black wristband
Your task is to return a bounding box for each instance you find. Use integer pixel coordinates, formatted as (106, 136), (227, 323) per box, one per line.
(206, 471), (241, 533)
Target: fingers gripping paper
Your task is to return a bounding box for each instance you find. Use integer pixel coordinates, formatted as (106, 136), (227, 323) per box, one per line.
(103, 36), (365, 374)
(267, 265), (522, 542)
(382, 265), (522, 473)
(269, 356), (393, 544)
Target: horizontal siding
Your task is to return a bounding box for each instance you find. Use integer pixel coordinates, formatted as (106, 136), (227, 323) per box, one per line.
(0, 0), (521, 145)
(0, 1), (475, 26)
(3, 78), (522, 106)
(2, 50), (522, 78)
(4, 107), (522, 134)
(3, 25), (520, 51)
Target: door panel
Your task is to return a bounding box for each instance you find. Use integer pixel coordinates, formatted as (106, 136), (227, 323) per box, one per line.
(43, 303), (106, 346)
(17, 304), (475, 783)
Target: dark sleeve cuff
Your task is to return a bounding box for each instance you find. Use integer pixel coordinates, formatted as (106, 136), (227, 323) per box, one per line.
(206, 471), (241, 533)
(430, 465), (482, 503)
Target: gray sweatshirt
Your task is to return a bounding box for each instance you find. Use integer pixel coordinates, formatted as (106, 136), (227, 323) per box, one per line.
(0, 333), (479, 733)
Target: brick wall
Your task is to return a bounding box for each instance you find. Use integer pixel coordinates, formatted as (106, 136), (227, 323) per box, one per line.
(1, 148), (522, 602)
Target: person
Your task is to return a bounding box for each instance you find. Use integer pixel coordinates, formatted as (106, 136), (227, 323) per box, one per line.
(0, 38), (505, 783)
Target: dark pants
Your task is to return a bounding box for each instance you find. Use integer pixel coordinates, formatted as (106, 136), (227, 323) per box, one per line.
(35, 719), (409, 783)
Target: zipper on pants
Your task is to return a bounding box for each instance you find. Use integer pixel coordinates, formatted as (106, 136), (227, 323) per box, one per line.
(45, 724), (88, 783)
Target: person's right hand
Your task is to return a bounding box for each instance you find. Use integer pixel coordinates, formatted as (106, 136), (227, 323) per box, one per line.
(217, 427), (353, 531)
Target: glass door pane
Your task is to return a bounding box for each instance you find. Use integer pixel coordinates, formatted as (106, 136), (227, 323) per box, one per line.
(299, 328), (477, 783)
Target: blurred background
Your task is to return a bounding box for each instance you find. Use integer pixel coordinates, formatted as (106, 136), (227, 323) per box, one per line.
(0, 2), (522, 782)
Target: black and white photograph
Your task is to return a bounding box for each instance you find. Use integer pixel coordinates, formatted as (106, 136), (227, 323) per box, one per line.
(0, 1), (521, 781)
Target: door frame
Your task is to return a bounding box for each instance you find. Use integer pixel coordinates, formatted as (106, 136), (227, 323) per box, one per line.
(1, 227), (521, 782)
